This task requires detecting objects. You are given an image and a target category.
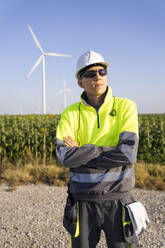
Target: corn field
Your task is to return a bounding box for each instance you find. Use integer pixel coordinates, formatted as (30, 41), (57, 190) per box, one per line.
(138, 114), (165, 164)
(0, 114), (165, 167)
(0, 114), (60, 166)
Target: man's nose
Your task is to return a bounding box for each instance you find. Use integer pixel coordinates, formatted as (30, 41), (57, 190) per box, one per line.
(94, 71), (101, 79)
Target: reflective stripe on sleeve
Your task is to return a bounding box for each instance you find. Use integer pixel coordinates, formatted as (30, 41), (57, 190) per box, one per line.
(70, 167), (134, 183)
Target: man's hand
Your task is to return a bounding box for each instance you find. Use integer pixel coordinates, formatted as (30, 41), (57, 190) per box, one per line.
(64, 136), (78, 147)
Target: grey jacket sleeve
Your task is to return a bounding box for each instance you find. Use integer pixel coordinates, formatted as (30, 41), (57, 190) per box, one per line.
(56, 138), (103, 168)
(86, 132), (138, 169)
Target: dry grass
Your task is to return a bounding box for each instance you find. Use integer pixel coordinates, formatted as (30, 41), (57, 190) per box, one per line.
(135, 162), (165, 191)
(0, 162), (165, 191)
(0, 164), (69, 187)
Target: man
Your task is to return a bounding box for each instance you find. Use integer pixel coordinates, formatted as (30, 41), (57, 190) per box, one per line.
(56, 50), (140, 248)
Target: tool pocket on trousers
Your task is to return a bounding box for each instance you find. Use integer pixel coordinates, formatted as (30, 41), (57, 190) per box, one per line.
(121, 201), (138, 244)
(63, 193), (79, 237)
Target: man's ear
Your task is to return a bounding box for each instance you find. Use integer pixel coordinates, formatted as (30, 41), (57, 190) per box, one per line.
(78, 79), (84, 89)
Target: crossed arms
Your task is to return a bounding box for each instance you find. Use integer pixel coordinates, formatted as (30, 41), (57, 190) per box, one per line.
(56, 133), (138, 170)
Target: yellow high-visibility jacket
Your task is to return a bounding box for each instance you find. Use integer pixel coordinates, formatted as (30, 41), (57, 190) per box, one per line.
(56, 86), (139, 201)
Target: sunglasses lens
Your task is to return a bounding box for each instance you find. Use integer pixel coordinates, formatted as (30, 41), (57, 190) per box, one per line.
(83, 69), (107, 78)
(99, 69), (107, 76)
(83, 71), (97, 78)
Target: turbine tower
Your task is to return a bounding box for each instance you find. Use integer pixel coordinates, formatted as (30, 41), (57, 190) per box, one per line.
(56, 78), (75, 110)
(26, 24), (73, 114)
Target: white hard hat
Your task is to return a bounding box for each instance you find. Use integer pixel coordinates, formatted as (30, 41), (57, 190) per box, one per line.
(75, 50), (109, 79)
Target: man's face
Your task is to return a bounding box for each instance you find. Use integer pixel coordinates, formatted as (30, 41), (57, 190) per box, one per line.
(78, 65), (108, 97)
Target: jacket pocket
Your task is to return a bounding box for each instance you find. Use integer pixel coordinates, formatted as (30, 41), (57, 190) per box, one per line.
(63, 193), (79, 237)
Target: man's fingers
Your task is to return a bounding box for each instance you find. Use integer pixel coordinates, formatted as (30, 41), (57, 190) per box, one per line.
(64, 136), (78, 147)
(64, 138), (71, 146)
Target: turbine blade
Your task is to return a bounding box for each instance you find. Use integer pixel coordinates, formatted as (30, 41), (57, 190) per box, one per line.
(45, 52), (73, 58)
(56, 89), (64, 95)
(28, 25), (44, 53)
(66, 88), (75, 95)
(26, 55), (43, 79)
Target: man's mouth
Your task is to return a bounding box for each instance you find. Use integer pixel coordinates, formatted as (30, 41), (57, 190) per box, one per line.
(94, 84), (104, 87)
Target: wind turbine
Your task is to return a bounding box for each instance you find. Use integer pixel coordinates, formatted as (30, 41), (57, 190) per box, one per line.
(56, 78), (75, 110)
(26, 24), (74, 114)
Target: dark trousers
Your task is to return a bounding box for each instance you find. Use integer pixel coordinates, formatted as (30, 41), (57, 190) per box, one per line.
(71, 199), (140, 248)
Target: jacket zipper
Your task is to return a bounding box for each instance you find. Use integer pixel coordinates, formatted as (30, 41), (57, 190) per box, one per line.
(96, 109), (100, 128)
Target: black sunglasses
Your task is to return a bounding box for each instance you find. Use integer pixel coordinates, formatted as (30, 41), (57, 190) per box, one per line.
(81, 69), (107, 78)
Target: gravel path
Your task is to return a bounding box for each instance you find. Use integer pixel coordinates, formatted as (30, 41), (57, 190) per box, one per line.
(0, 184), (164, 248)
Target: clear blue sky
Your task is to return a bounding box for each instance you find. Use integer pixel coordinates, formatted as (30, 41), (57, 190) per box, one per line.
(0, 0), (164, 114)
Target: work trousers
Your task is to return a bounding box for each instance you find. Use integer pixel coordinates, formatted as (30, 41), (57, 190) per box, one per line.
(71, 199), (140, 248)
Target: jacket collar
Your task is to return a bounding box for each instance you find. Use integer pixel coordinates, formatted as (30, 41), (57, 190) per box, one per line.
(80, 86), (113, 108)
